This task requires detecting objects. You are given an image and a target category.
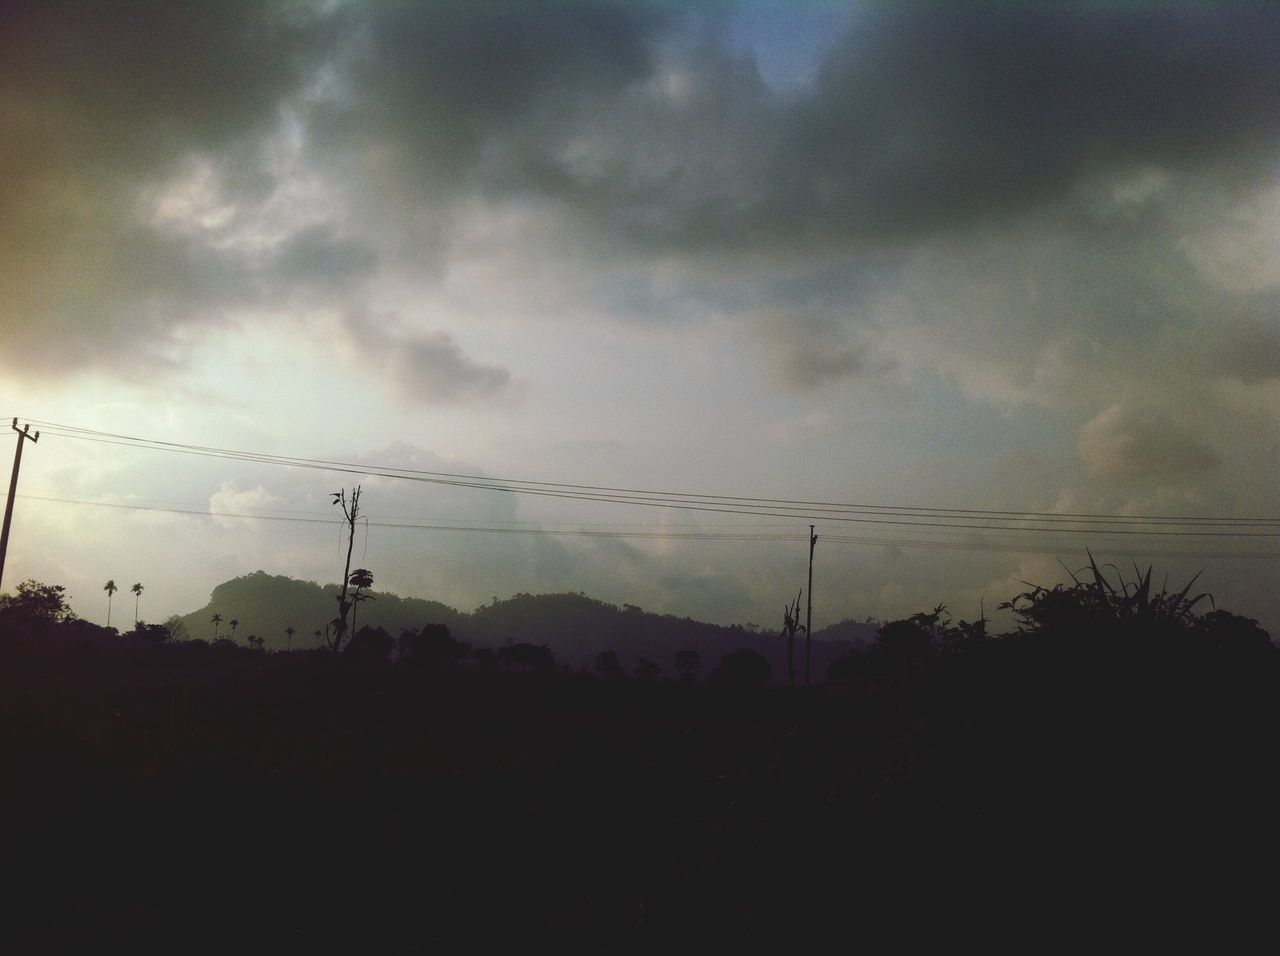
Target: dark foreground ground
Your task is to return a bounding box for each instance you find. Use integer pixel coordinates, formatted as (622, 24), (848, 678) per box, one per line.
(2, 633), (1279, 953)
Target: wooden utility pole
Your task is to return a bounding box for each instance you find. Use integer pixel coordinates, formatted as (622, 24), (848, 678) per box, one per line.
(805, 524), (817, 685)
(0, 420), (39, 593)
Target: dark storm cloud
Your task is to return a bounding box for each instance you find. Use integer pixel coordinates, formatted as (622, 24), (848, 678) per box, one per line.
(783, 4), (1280, 239)
(492, 4), (1280, 248)
(6, 0), (1279, 394)
(0, 0), (679, 378)
(0, 0), (328, 374)
(311, 0), (671, 188)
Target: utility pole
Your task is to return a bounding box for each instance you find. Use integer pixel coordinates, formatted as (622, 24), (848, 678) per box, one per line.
(0, 419), (39, 593)
(806, 524), (817, 685)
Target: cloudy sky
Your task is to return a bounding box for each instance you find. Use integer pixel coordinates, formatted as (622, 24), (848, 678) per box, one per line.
(3, 1), (1277, 634)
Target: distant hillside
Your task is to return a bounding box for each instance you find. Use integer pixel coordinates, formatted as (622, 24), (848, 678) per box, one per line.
(812, 617), (879, 646)
(176, 571), (465, 650)
(177, 573), (858, 681)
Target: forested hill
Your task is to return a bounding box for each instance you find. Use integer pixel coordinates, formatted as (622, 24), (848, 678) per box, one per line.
(175, 572), (466, 650)
(175, 571), (872, 676)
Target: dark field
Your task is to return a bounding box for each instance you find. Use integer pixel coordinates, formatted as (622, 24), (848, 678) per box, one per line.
(3, 629), (1278, 953)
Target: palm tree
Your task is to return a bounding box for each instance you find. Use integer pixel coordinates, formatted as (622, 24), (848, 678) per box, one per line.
(131, 582), (144, 624)
(211, 613), (223, 640)
(103, 580), (117, 629)
(313, 628), (322, 649)
(229, 619), (239, 643)
(285, 626), (295, 652)
(349, 568), (374, 637)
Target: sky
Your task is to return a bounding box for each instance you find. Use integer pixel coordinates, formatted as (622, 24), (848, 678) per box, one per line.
(2, 1), (1278, 635)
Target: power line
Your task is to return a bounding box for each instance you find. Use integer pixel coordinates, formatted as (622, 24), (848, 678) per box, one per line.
(16, 492), (1280, 561)
(22, 418), (1280, 538)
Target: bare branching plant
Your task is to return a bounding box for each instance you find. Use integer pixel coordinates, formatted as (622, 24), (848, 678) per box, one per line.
(329, 485), (362, 653)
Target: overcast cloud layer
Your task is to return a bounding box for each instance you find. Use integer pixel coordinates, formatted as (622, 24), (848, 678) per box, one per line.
(2, 2), (1277, 634)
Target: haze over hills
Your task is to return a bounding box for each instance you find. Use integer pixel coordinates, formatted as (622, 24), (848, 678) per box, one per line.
(175, 571), (873, 677)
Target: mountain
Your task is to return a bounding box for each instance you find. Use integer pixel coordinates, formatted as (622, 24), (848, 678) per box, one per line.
(175, 571), (465, 650)
(175, 572), (860, 681)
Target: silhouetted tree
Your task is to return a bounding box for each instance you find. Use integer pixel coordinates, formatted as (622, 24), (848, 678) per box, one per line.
(0, 580), (73, 627)
(329, 485), (363, 653)
(634, 657), (661, 680)
(131, 582), (144, 624)
(348, 568), (374, 636)
(126, 621), (169, 644)
(285, 625), (295, 652)
(246, 633), (265, 651)
(713, 648), (771, 686)
(164, 615), (189, 642)
(211, 613), (223, 640)
(673, 649), (701, 681)
(780, 590), (805, 686)
(313, 628), (322, 649)
(497, 642), (556, 672)
(345, 625), (393, 665)
(229, 618), (239, 643)
(595, 649), (625, 679)
(103, 579), (117, 629)
(400, 623), (468, 668)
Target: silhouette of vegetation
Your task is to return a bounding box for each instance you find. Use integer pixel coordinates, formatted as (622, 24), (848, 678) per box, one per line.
(497, 642), (556, 672)
(780, 590), (805, 686)
(103, 579), (117, 629)
(124, 621), (170, 644)
(713, 647), (771, 685)
(344, 625), (394, 665)
(3, 560), (1275, 951)
(163, 615), (188, 642)
(210, 612), (222, 640)
(329, 485), (363, 653)
(399, 622), (469, 669)
(131, 581), (144, 624)
(673, 649), (700, 681)
(595, 649), (625, 679)
(0, 579), (72, 628)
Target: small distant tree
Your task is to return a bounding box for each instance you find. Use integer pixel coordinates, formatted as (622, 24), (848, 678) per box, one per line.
(131, 582), (144, 624)
(713, 648), (771, 686)
(211, 613), (223, 640)
(345, 625), (394, 665)
(285, 626), (295, 652)
(348, 568), (374, 637)
(126, 621), (170, 644)
(634, 657), (661, 680)
(313, 628), (322, 649)
(780, 590), (806, 687)
(497, 642), (556, 673)
(400, 623), (468, 668)
(104, 580), (118, 629)
(164, 615), (189, 642)
(229, 618), (239, 643)
(246, 634), (265, 651)
(595, 649), (625, 679)
(673, 649), (701, 681)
